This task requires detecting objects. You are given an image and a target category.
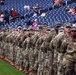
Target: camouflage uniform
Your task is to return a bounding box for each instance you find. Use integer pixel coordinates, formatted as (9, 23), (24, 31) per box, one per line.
(32, 32), (40, 72)
(50, 22), (72, 75)
(49, 32), (68, 75)
(28, 33), (34, 72)
(60, 27), (76, 75)
(61, 39), (76, 75)
(36, 33), (44, 75)
(0, 31), (8, 57)
(22, 34), (30, 72)
(41, 32), (53, 75)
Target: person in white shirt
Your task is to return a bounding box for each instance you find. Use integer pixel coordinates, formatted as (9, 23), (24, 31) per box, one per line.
(24, 4), (30, 10)
(32, 12), (37, 17)
(0, 14), (4, 22)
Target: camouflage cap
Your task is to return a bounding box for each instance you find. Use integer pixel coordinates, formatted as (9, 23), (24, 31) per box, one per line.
(64, 22), (72, 27)
(42, 22), (48, 25)
(27, 26), (33, 30)
(54, 22), (62, 28)
(18, 26), (22, 28)
(58, 27), (64, 32)
(23, 27), (27, 31)
(71, 27), (76, 32)
(46, 26), (51, 30)
(36, 25), (43, 30)
(46, 28), (51, 31)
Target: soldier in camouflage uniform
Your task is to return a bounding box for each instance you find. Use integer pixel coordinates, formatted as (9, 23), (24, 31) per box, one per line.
(0, 29), (9, 58)
(56, 23), (72, 75)
(21, 31), (32, 73)
(40, 28), (53, 75)
(0, 31), (5, 56)
(37, 26), (51, 75)
(49, 23), (62, 75)
(28, 31), (34, 72)
(50, 22), (72, 75)
(33, 26), (44, 72)
(29, 31), (39, 74)
(35, 31), (45, 75)
(60, 27), (76, 75)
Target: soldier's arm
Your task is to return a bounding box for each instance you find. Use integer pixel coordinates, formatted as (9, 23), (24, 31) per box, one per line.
(49, 39), (55, 53)
(60, 41), (68, 54)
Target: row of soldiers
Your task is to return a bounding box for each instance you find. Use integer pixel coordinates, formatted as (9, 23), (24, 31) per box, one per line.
(0, 22), (76, 75)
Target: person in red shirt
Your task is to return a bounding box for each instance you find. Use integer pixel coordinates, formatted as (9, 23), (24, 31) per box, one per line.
(33, 19), (38, 28)
(32, 4), (40, 10)
(10, 7), (19, 18)
(35, 4), (40, 9)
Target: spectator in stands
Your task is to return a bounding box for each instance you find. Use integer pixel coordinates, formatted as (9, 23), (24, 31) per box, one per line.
(0, 0), (4, 5)
(10, 7), (19, 18)
(24, 4), (30, 10)
(33, 10), (42, 16)
(66, 6), (76, 14)
(0, 13), (4, 25)
(32, 3), (40, 10)
(71, 6), (76, 14)
(37, 10), (41, 16)
(0, 13), (4, 22)
(4, 10), (9, 23)
(53, 0), (62, 8)
(41, 12), (46, 17)
(26, 20), (33, 28)
(0, 10), (3, 15)
(33, 19), (38, 28)
(32, 12), (37, 17)
(35, 4), (40, 9)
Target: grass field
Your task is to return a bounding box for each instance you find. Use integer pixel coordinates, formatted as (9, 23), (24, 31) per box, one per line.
(0, 59), (25, 75)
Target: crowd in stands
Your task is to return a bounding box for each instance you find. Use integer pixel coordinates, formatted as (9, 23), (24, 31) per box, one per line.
(0, 0), (76, 30)
(0, 7), (20, 24)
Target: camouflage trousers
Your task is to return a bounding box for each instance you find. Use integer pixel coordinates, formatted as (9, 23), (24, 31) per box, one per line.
(43, 51), (53, 75)
(61, 54), (76, 75)
(23, 48), (29, 71)
(33, 48), (39, 71)
(52, 50), (58, 75)
(57, 53), (64, 75)
(0, 41), (5, 56)
(29, 47), (34, 71)
(37, 50), (53, 75)
(37, 50), (44, 75)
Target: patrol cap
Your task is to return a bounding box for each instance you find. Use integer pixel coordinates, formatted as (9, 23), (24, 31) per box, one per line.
(58, 26), (64, 30)
(42, 22), (48, 25)
(64, 22), (72, 28)
(23, 27), (27, 31)
(36, 25), (43, 30)
(54, 22), (62, 28)
(18, 26), (22, 29)
(41, 22), (49, 27)
(38, 25), (43, 28)
(46, 26), (51, 31)
(71, 27), (76, 32)
(58, 26), (64, 32)
(46, 28), (51, 31)
(27, 26), (33, 30)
